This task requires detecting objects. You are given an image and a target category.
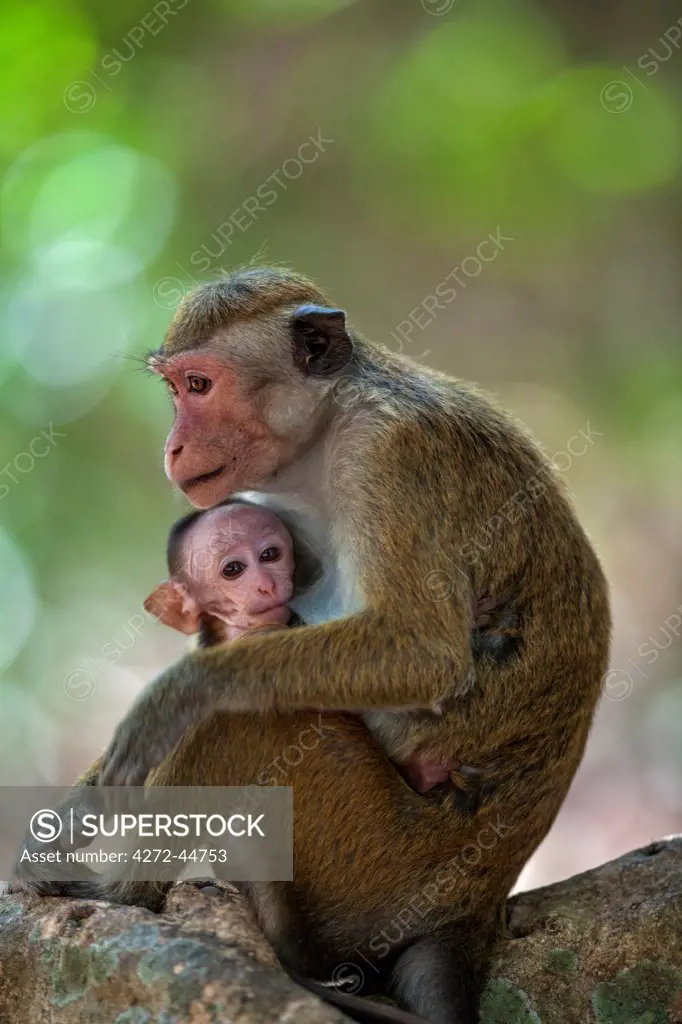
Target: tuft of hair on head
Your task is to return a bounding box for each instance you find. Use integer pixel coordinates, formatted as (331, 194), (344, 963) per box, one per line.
(162, 267), (332, 355)
(165, 508), (207, 579)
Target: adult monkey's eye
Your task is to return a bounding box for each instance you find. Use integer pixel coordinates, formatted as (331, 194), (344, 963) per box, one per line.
(166, 379), (179, 396)
(260, 547), (281, 563)
(187, 375), (211, 394)
(221, 560), (245, 579)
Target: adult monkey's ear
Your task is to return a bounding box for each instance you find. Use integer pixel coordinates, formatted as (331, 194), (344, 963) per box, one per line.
(144, 580), (201, 635)
(291, 304), (352, 376)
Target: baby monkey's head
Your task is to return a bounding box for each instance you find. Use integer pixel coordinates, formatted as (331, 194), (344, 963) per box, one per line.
(145, 501), (295, 642)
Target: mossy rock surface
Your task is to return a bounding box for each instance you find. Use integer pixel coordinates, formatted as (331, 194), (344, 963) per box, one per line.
(1, 839), (682, 1023)
(487, 838), (682, 1024)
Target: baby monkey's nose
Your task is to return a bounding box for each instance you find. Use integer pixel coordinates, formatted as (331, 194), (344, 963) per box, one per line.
(257, 576), (277, 598)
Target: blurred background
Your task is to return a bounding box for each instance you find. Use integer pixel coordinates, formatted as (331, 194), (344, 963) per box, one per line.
(1, 0), (681, 892)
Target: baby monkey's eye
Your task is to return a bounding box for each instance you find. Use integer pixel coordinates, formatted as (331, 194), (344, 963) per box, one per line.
(187, 374), (211, 394)
(260, 547), (281, 562)
(221, 560), (246, 580)
(166, 379), (179, 396)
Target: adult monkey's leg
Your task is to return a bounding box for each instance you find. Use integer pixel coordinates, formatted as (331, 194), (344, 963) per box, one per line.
(75, 710), (500, 1024)
(7, 757), (105, 896)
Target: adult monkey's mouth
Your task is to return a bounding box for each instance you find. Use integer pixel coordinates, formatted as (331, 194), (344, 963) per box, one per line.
(179, 465), (226, 493)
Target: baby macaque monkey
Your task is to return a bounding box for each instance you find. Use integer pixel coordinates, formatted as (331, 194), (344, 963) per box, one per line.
(146, 500), (508, 811)
(144, 501), (300, 647)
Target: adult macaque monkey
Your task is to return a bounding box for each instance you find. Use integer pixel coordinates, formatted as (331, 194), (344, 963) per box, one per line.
(26, 268), (610, 1024)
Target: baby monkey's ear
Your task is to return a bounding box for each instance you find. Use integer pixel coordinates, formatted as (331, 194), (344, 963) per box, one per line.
(144, 580), (201, 634)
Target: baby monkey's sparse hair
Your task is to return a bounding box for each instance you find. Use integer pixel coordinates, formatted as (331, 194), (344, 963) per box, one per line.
(166, 506), (210, 579)
(166, 499), (320, 593)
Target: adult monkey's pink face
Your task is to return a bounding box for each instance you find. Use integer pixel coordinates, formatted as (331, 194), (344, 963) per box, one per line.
(149, 271), (353, 508)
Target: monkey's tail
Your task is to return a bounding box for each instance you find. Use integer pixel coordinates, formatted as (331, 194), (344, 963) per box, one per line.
(288, 971), (428, 1024)
(389, 922), (497, 1024)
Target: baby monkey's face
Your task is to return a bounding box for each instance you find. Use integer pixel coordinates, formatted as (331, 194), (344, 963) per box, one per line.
(183, 505), (294, 626)
(145, 504), (295, 638)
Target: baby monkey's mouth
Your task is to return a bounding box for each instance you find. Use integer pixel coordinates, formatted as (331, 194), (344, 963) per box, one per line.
(250, 603), (292, 622)
(208, 603), (291, 626)
(179, 465), (226, 493)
